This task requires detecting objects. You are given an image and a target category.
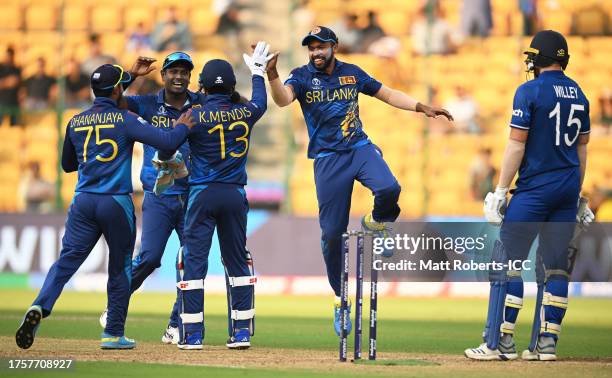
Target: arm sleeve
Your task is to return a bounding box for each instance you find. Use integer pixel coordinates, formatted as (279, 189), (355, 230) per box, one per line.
(509, 85), (532, 130)
(580, 97), (590, 134)
(355, 66), (382, 96)
(125, 96), (143, 114)
(283, 69), (303, 99)
(125, 112), (189, 151)
(247, 75), (268, 121)
(61, 124), (78, 173)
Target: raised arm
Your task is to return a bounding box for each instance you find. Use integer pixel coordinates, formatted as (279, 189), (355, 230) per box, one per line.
(265, 52), (295, 107)
(374, 85), (453, 121)
(117, 56), (158, 109)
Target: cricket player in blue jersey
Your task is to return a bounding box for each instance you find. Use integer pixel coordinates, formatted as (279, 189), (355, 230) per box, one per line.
(97, 52), (202, 345)
(15, 64), (195, 350)
(175, 42), (271, 350)
(266, 26), (453, 335)
(465, 30), (594, 361)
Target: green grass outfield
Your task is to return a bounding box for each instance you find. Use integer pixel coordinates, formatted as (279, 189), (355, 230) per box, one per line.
(1, 289), (611, 377)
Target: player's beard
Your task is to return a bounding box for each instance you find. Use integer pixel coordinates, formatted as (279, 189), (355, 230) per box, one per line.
(310, 49), (334, 71)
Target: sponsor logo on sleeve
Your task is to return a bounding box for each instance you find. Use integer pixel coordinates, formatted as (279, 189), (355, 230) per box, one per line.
(512, 109), (524, 118)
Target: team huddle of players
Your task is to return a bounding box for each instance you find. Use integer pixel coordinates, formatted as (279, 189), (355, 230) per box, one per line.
(15, 26), (593, 362)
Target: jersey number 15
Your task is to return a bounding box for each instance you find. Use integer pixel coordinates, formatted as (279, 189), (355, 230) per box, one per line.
(549, 102), (584, 147)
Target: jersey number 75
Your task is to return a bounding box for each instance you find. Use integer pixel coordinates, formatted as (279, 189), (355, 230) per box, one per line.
(74, 124), (118, 162)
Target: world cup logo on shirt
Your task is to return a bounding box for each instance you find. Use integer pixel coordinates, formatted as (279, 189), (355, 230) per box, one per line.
(311, 78), (322, 90)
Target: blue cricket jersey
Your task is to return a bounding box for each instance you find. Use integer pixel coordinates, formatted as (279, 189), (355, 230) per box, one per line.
(187, 76), (267, 185)
(284, 60), (382, 159)
(61, 97), (189, 194)
(509, 70), (590, 191)
(125, 90), (205, 195)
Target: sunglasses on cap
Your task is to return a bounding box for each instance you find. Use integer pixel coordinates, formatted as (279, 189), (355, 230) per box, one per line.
(162, 52), (194, 71)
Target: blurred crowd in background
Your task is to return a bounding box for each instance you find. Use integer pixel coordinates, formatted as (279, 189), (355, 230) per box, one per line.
(0, 0), (611, 219)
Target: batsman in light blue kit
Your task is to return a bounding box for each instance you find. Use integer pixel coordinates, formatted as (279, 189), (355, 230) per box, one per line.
(175, 42), (271, 350)
(267, 26), (453, 335)
(466, 30), (594, 361)
(15, 64), (194, 350)
(98, 52), (204, 345)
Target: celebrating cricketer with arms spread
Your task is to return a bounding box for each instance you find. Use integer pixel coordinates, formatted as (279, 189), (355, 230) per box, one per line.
(265, 26), (453, 336)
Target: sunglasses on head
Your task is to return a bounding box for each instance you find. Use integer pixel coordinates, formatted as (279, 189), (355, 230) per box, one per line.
(163, 52), (192, 68)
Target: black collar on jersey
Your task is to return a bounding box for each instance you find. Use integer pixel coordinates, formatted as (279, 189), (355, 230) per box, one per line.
(306, 59), (344, 75)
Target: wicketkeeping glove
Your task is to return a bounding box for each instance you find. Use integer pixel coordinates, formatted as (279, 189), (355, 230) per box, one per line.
(483, 187), (508, 226)
(243, 41), (274, 77)
(576, 196), (595, 227)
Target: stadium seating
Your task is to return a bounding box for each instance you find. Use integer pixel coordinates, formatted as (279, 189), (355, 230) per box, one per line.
(0, 0), (610, 216)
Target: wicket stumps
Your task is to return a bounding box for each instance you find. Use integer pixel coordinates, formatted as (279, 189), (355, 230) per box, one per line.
(339, 231), (378, 362)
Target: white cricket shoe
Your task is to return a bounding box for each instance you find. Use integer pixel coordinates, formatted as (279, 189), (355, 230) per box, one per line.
(161, 325), (179, 345)
(536, 336), (558, 361)
(521, 349), (539, 361)
(464, 343), (518, 361)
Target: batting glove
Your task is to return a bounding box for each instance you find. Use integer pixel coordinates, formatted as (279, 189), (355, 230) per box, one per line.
(576, 196), (595, 227)
(243, 41), (274, 77)
(483, 187), (508, 226)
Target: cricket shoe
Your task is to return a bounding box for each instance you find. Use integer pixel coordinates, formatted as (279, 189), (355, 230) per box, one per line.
(161, 325), (180, 345)
(361, 213), (393, 257)
(521, 348), (538, 361)
(463, 334), (518, 361)
(536, 336), (558, 361)
(178, 331), (203, 350)
(100, 333), (136, 349)
(16, 305), (43, 349)
(333, 299), (352, 336)
(226, 328), (251, 349)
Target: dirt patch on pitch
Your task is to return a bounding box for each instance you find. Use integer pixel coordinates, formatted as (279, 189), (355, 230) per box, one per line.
(2, 337), (612, 376)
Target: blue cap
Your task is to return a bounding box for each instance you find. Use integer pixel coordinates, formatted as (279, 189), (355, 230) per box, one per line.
(301, 26), (338, 46)
(199, 59), (236, 91)
(162, 51), (194, 71)
(90, 64), (131, 90)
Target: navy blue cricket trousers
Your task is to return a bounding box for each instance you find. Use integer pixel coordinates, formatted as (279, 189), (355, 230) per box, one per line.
(180, 183), (254, 335)
(33, 193), (135, 336)
(131, 192), (185, 327)
(314, 143), (401, 296)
